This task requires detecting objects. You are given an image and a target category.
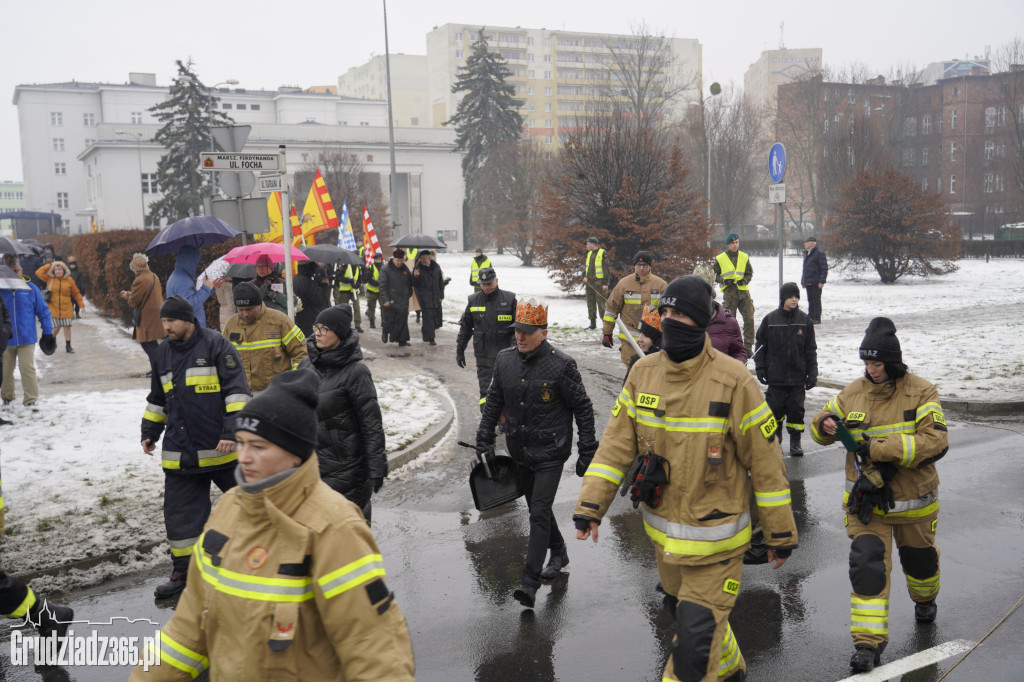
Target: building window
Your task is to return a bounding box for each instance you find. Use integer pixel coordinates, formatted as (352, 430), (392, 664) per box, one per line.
(984, 172), (994, 193)
(53, 138), (64, 151)
(848, 116), (855, 134)
(528, 53), (535, 62)
(62, 219), (70, 231)
(951, 109), (958, 129)
(950, 142), (957, 163)
(528, 102), (536, 111)
(901, 147), (915, 167)
(545, 102), (552, 112)
(922, 177), (929, 191)
(545, 151), (553, 160)
(131, 111), (142, 124)
(527, 37), (534, 45)
(251, 104), (261, 111)
(544, 119), (551, 127)
(921, 114), (931, 135)
(848, 88), (855, 104)
(904, 116), (916, 137)
(543, 54), (552, 62)
(864, 100), (871, 118)
(50, 112), (62, 126)
(544, 86), (552, 96)
(544, 71), (552, 79)
(411, 117), (419, 126)
(141, 173), (158, 194)
(528, 70), (535, 78)
(950, 174), (956, 194)
(83, 113), (95, 126)
(528, 86), (535, 95)
(953, 86), (959, 96)
(223, 103), (233, 109)
(985, 140), (995, 159)
(998, 106), (1007, 126)
(236, 103), (246, 110)
(848, 146), (855, 167)
(455, 49), (464, 59)
(985, 107), (996, 127)
(823, 117), (829, 133)
(56, 192), (69, 209)
(922, 147), (929, 166)
(359, 121), (369, 126)
(545, 135), (553, 144)
(84, 138), (95, 147)
(367, 154), (373, 162)
(54, 163), (66, 175)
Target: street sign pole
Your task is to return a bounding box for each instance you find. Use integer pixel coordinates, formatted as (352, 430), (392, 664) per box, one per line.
(768, 143), (788, 290)
(279, 146), (294, 320)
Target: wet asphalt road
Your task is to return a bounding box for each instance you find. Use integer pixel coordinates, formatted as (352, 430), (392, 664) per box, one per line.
(1, 327), (1022, 681)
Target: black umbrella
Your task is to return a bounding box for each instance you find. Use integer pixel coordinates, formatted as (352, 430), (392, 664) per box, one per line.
(146, 216), (242, 256)
(225, 263), (257, 280)
(0, 265), (29, 290)
(390, 234), (447, 249)
(0, 236), (32, 256)
(301, 244), (363, 266)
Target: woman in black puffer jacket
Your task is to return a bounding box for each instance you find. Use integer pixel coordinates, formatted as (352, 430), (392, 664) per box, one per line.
(298, 304), (387, 522)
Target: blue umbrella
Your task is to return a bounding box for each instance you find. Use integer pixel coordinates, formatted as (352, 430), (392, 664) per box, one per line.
(145, 216), (242, 256)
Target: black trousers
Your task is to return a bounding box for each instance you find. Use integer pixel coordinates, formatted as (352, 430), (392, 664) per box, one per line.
(475, 358), (496, 400)
(420, 307), (441, 342)
(164, 467), (237, 572)
(516, 463), (566, 587)
(805, 284), (823, 322)
(0, 569), (32, 617)
(382, 307), (410, 344)
(765, 385), (806, 435)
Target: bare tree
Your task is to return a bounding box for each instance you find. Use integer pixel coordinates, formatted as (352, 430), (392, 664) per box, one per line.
(991, 37), (1024, 217)
(294, 151), (392, 246)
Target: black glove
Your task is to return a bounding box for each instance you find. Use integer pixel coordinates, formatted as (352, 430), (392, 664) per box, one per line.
(854, 438), (872, 461)
(602, 334), (614, 348)
(805, 377), (816, 390)
(456, 352), (466, 368)
(756, 369), (768, 385)
(772, 548), (793, 559)
(573, 515), (599, 533)
(575, 456), (592, 478)
(848, 471), (896, 525)
(372, 477), (384, 493)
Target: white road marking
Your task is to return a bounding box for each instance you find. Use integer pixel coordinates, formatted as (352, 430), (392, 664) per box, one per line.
(836, 639), (974, 681)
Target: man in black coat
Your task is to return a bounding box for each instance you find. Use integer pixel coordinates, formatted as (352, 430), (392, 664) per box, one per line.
(412, 250), (445, 345)
(801, 235), (828, 324)
(456, 267), (516, 405)
(754, 282), (818, 456)
(292, 261), (331, 337)
(298, 304), (387, 523)
(378, 248), (412, 347)
(476, 299), (598, 608)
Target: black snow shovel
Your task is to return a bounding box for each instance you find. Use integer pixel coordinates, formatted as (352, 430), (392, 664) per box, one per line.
(458, 441), (523, 511)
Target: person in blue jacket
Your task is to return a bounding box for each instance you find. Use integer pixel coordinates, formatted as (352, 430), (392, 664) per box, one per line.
(1, 254), (53, 408)
(165, 245), (222, 329)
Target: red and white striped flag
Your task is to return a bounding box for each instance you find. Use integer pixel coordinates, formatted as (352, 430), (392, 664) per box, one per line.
(363, 205), (382, 266)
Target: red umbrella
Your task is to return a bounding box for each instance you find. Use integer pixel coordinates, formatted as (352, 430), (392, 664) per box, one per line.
(222, 242), (309, 264)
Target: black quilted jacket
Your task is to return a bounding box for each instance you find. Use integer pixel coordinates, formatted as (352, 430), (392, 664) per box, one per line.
(298, 334), (387, 508)
(477, 340), (597, 469)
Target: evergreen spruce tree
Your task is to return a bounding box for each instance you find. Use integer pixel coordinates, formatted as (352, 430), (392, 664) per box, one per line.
(445, 30), (524, 197)
(147, 60), (233, 224)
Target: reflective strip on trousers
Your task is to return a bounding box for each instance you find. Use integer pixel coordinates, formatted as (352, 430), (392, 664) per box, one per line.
(844, 480), (938, 517)
(906, 573), (940, 598)
(642, 508), (751, 556)
(851, 597), (888, 635)
(2, 588), (35, 618)
(584, 462), (625, 486)
(318, 553), (387, 599)
(169, 537), (198, 558)
(157, 631), (210, 679)
(602, 313), (616, 324)
(787, 422), (805, 432)
(196, 541), (314, 602)
(719, 622), (741, 677)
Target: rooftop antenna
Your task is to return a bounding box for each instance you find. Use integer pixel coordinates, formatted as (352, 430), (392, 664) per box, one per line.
(779, 22), (785, 50)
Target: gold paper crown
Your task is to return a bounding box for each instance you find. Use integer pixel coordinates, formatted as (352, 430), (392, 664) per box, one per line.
(640, 304), (662, 331)
(515, 298), (548, 327)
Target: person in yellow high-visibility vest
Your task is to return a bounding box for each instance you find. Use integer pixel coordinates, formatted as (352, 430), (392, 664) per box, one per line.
(713, 234), (755, 358)
(470, 248), (492, 291)
(333, 264), (363, 333)
(364, 253), (383, 329)
(583, 237), (609, 329)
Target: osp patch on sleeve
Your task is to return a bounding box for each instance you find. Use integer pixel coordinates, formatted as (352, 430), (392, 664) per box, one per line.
(931, 411), (946, 426)
(637, 393), (660, 409)
(723, 578), (740, 595)
(759, 415), (778, 439)
(847, 411), (866, 423)
(612, 401), (622, 417)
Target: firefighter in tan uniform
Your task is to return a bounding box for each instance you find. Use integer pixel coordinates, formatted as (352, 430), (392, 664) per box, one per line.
(222, 282), (307, 393)
(130, 370), (415, 681)
(601, 251), (667, 366)
(810, 317), (947, 673)
(576, 276), (797, 682)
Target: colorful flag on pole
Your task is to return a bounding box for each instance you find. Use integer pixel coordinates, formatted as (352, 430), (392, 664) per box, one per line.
(90, 218), (98, 234)
(337, 201), (357, 251)
(362, 205), (382, 266)
(299, 170), (340, 245)
(261, 192), (301, 244)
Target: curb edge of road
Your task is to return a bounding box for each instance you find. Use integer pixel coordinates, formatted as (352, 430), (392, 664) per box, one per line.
(386, 385), (455, 470)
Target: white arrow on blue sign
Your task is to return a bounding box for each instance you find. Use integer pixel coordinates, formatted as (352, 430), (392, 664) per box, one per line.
(769, 143), (786, 183)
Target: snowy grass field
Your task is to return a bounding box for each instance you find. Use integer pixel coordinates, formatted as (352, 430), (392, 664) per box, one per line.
(439, 251), (1024, 401)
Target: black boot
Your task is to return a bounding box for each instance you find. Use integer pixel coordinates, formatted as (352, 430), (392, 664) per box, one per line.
(65, 342), (74, 354)
(369, 320), (376, 329)
(540, 549), (570, 580)
(356, 326), (364, 333)
(29, 599), (74, 641)
(915, 600), (937, 623)
(849, 643), (884, 672)
(789, 431), (803, 456)
(513, 583), (537, 608)
(154, 570), (187, 599)
(588, 319), (596, 330)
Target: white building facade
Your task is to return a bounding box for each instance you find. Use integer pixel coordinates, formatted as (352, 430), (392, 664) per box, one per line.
(13, 74), (464, 245)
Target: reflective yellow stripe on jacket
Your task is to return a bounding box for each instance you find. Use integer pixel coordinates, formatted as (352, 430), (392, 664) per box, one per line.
(196, 538), (314, 602)
(318, 553), (386, 599)
(162, 449), (238, 470)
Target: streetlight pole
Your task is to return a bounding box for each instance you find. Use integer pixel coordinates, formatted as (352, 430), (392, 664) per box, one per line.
(689, 82), (723, 229)
(208, 80), (239, 199)
(117, 130), (146, 228)
(383, 0), (399, 237)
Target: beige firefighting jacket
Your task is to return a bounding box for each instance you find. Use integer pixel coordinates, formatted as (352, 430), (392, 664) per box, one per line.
(129, 454), (415, 681)
(574, 339), (798, 565)
(810, 373), (947, 523)
(223, 305), (307, 393)
(601, 272), (668, 341)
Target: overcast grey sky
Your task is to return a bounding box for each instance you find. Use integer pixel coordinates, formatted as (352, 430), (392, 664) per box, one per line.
(3, 0), (1021, 182)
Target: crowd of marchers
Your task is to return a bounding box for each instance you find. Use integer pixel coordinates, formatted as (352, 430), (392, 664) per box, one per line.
(0, 233), (945, 681)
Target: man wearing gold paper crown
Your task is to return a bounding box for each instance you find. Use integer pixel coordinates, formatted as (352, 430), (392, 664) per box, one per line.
(476, 298), (598, 609)
(602, 251), (668, 366)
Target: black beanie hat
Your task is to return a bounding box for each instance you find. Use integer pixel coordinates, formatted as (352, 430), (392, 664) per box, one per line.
(860, 317), (902, 363)
(634, 251), (653, 266)
(779, 282), (800, 306)
(160, 295), (195, 323)
(658, 276), (713, 328)
(639, 321), (662, 344)
(234, 282), (262, 307)
(235, 369), (319, 460)
(316, 304), (353, 339)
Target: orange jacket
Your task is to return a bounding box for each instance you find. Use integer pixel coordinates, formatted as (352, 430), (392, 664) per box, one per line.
(35, 262), (84, 320)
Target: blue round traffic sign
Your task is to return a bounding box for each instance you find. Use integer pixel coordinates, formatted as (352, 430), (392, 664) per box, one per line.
(769, 143), (786, 183)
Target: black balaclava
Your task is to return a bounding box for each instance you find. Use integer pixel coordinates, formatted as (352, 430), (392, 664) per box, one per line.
(658, 276), (714, 363)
